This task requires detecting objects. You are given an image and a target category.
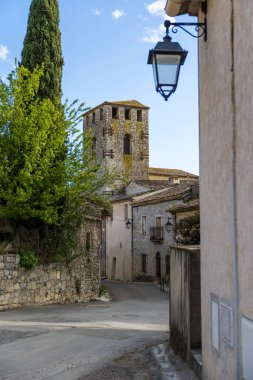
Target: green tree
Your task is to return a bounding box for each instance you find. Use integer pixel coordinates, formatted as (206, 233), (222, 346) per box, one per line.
(0, 66), (67, 224)
(0, 66), (113, 260)
(21, 0), (63, 101)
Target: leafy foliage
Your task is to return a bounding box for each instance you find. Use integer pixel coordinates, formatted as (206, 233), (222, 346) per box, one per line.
(0, 66), (67, 224)
(176, 212), (200, 245)
(21, 0), (63, 101)
(20, 248), (38, 269)
(99, 284), (108, 297)
(0, 66), (113, 261)
(0, 241), (13, 255)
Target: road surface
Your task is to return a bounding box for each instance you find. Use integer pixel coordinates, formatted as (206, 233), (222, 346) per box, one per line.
(0, 280), (169, 379)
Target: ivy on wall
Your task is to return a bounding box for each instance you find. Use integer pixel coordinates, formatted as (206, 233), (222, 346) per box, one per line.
(176, 212), (200, 245)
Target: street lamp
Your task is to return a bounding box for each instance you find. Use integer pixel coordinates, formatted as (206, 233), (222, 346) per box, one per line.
(125, 219), (132, 229)
(165, 217), (173, 233)
(148, 19), (207, 101)
(147, 24), (187, 101)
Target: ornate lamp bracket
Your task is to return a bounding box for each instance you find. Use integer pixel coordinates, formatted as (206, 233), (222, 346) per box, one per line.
(164, 17), (207, 42)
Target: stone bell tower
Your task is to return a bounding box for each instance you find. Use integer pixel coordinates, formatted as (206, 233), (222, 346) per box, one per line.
(83, 100), (149, 187)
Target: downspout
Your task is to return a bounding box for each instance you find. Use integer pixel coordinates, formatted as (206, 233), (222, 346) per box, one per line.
(230, 0), (240, 378)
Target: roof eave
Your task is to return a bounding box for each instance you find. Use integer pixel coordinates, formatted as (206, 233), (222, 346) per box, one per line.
(165, 0), (202, 17)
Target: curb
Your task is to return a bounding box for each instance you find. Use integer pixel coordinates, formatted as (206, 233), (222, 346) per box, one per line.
(151, 343), (199, 380)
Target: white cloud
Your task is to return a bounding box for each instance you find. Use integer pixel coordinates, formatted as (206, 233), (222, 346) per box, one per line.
(0, 45), (9, 61)
(92, 9), (102, 16)
(112, 9), (125, 20)
(142, 17), (176, 43)
(145, 0), (166, 17)
(142, 24), (165, 43)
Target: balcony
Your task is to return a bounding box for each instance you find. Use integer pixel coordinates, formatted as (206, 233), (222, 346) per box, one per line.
(150, 227), (164, 242)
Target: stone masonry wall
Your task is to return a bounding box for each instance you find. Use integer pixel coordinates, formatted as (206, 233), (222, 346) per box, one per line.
(84, 103), (149, 186)
(0, 217), (102, 311)
(132, 200), (179, 282)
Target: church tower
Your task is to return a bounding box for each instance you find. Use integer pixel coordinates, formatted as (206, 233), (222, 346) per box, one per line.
(83, 100), (149, 187)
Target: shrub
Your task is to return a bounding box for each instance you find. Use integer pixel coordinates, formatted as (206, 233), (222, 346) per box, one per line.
(20, 248), (38, 269)
(99, 284), (108, 297)
(176, 212), (200, 245)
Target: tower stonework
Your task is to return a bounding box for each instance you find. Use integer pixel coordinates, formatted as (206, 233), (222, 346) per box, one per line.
(83, 100), (149, 186)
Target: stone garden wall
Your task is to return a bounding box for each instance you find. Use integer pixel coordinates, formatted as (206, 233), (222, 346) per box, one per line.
(0, 216), (102, 311)
(0, 254), (97, 311)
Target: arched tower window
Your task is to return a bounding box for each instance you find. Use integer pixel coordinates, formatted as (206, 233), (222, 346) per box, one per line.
(123, 134), (131, 155)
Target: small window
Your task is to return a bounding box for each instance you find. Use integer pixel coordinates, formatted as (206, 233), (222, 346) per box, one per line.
(86, 232), (91, 252)
(112, 107), (118, 119)
(100, 108), (103, 121)
(123, 134), (131, 155)
(137, 110), (142, 122)
(141, 216), (147, 236)
(125, 108), (131, 120)
(92, 112), (95, 124)
(155, 216), (162, 228)
(141, 254), (147, 273)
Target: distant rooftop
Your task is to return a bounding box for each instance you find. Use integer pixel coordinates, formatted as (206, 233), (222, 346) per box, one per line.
(132, 180), (170, 191)
(133, 180), (199, 206)
(149, 167), (198, 178)
(110, 180), (171, 202)
(83, 100), (149, 116)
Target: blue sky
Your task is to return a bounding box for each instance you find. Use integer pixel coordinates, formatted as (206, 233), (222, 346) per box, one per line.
(0, 0), (199, 174)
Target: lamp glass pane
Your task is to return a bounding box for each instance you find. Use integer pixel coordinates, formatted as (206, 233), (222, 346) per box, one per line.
(152, 62), (159, 89)
(155, 54), (181, 86)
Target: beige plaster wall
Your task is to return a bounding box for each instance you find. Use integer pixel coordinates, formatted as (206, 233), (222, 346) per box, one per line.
(106, 201), (132, 281)
(199, 0), (235, 378)
(199, 0), (253, 378)
(234, 1), (253, 322)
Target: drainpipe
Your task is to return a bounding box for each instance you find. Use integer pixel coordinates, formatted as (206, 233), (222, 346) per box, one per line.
(230, 0), (240, 378)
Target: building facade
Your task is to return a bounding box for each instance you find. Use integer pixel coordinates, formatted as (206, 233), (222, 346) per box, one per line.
(105, 195), (133, 281)
(166, 1), (253, 379)
(105, 180), (170, 282)
(83, 100), (149, 188)
(132, 182), (198, 283)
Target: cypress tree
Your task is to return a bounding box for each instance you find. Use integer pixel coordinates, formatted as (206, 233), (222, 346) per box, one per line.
(21, 0), (64, 101)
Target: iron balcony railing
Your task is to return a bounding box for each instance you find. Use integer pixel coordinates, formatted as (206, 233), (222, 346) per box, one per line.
(150, 227), (164, 242)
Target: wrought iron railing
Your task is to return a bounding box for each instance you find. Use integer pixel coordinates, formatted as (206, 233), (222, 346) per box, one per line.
(150, 227), (164, 242)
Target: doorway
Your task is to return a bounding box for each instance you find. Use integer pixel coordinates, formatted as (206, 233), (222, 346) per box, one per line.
(156, 252), (161, 278)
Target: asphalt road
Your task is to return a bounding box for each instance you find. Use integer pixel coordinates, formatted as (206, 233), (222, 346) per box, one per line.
(0, 280), (169, 379)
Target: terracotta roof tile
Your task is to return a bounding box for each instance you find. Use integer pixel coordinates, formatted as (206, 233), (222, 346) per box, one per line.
(132, 182), (195, 206)
(148, 167), (198, 178)
(131, 180), (171, 190)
